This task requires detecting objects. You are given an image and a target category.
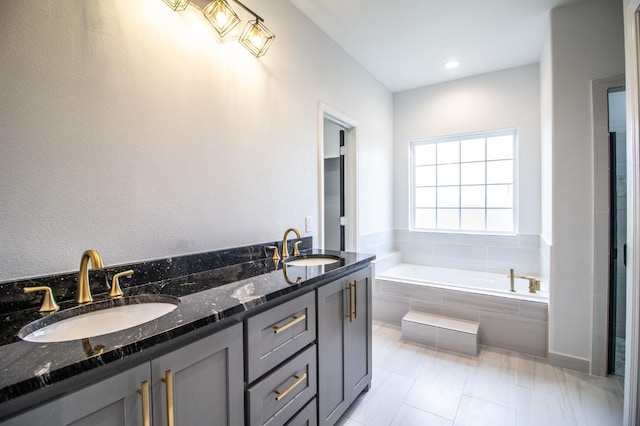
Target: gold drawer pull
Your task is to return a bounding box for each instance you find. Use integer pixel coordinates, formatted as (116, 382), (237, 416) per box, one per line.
(273, 314), (306, 334)
(275, 373), (308, 401)
(161, 370), (175, 426)
(137, 380), (150, 426)
(346, 283), (354, 322)
(353, 281), (358, 320)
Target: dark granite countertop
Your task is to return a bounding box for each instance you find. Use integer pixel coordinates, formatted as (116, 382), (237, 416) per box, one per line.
(0, 246), (374, 418)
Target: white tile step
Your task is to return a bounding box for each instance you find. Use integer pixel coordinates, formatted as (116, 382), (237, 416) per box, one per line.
(401, 311), (480, 356)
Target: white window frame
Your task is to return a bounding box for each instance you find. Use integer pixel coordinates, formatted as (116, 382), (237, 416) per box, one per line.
(409, 129), (518, 234)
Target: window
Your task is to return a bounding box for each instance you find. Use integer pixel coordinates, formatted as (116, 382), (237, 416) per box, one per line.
(410, 129), (516, 233)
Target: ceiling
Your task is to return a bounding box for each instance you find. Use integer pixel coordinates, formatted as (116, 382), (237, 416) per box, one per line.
(290, 0), (584, 93)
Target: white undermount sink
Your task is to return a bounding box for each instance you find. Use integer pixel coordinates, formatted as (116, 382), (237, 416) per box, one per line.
(19, 295), (179, 343)
(283, 255), (341, 267)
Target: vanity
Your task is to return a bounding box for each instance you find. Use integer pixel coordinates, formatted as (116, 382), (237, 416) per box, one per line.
(0, 236), (374, 425)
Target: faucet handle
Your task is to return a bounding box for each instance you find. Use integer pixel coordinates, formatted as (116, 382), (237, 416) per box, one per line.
(109, 269), (134, 298)
(267, 246), (280, 261)
(528, 278), (541, 293)
(24, 286), (60, 313)
(293, 241), (302, 256)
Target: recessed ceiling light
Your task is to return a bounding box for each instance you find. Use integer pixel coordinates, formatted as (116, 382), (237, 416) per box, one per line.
(444, 60), (459, 69)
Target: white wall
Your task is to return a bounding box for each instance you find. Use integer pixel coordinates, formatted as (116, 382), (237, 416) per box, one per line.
(0, 0), (393, 281)
(540, 26), (553, 248)
(548, 0), (624, 364)
(393, 64), (541, 275)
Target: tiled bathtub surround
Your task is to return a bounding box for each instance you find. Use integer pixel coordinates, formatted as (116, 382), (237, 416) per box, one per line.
(373, 274), (548, 357)
(394, 229), (541, 279)
(359, 229), (394, 259)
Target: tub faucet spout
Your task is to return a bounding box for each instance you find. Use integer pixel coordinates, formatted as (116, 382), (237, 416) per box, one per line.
(509, 269), (541, 294)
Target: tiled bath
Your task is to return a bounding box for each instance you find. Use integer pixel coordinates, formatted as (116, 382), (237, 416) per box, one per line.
(373, 273), (548, 357)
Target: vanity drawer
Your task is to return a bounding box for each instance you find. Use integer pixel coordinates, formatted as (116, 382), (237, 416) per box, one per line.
(247, 345), (317, 426)
(284, 398), (317, 426)
(246, 291), (316, 382)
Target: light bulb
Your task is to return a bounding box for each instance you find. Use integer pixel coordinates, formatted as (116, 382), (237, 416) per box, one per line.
(250, 31), (264, 48)
(215, 11), (227, 26)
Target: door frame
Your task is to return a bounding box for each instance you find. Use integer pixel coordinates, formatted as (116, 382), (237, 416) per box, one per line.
(317, 103), (359, 252)
(591, 76), (624, 377)
(622, 1), (640, 423)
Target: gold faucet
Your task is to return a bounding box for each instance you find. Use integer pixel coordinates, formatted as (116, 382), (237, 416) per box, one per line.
(509, 269), (541, 293)
(281, 228), (301, 259)
(77, 249), (104, 304)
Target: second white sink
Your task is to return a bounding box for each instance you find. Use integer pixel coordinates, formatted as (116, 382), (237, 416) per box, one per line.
(283, 255), (341, 267)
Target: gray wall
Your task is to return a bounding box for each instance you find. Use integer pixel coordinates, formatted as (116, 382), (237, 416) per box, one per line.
(0, 0), (394, 280)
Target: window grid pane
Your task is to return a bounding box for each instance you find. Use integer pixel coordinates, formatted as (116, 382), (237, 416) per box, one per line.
(411, 130), (515, 233)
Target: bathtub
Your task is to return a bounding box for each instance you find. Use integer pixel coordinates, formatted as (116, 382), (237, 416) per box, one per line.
(374, 263), (549, 357)
(376, 263), (548, 301)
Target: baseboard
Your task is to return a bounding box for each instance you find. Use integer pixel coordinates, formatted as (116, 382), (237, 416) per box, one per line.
(548, 351), (590, 373)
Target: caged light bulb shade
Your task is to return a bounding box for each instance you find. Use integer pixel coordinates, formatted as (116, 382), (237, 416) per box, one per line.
(163, 0), (190, 11)
(203, 0), (241, 38)
(239, 19), (275, 57)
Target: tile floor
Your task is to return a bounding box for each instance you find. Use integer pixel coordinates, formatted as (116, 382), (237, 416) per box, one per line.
(337, 322), (625, 426)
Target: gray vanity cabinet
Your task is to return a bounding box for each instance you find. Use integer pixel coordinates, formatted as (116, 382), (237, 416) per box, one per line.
(2, 323), (244, 426)
(316, 266), (372, 426)
(151, 322), (244, 426)
(245, 292), (317, 426)
(1, 362), (150, 426)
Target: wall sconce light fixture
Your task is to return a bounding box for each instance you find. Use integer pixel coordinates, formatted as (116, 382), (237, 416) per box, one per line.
(239, 19), (275, 58)
(163, 0), (275, 57)
(203, 0), (240, 38)
(163, 0), (190, 11)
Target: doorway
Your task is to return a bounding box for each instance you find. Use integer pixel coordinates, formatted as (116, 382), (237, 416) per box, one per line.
(323, 119), (346, 251)
(318, 103), (358, 252)
(608, 88), (627, 376)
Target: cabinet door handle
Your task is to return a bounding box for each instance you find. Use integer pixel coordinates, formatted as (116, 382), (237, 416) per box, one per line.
(161, 369), (175, 426)
(345, 283), (353, 322)
(353, 280), (358, 320)
(275, 373), (308, 401)
(137, 381), (150, 426)
(273, 314), (306, 334)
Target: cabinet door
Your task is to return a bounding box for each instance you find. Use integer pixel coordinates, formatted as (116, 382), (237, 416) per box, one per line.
(152, 323), (244, 426)
(346, 267), (372, 402)
(1, 363), (150, 426)
(316, 276), (350, 426)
